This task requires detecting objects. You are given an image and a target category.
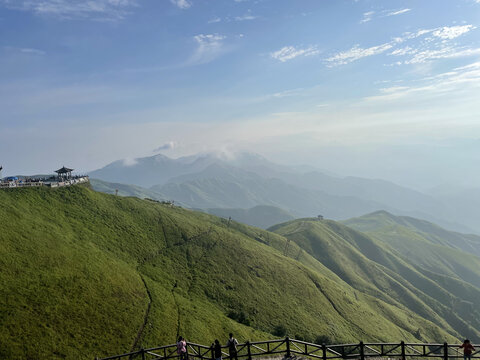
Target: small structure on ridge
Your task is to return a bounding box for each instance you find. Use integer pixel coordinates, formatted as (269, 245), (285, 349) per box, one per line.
(55, 166), (74, 180)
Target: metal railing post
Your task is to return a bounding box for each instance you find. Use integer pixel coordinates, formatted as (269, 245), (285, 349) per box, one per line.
(444, 342), (449, 360)
(322, 343), (327, 360)
(247, 341), (252, 360)
(286, 337), (290, 358)
(141, 348), (146, 360)
(401, 341), (406, 360)
(360, 341), (365, 360)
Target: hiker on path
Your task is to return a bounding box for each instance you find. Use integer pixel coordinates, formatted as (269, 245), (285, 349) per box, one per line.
(226, 333), (239, 360)
(214, 339), (222, 360)
(460, 339), (475, 360)
(177, 336), (187, 360)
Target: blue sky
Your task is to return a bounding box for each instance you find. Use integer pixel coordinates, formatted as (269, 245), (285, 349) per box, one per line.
(1, 0), (480, 188)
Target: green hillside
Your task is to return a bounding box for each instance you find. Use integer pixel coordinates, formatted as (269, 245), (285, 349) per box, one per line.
(0, 187), (462, 359)
(269, 218), (480, 343)
(206, 205), (295, 229)
(343, 211), (480, 315)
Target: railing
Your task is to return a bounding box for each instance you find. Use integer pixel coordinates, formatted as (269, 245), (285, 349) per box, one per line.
(0, 176), (89, 189)
(96, 339), (480, 360)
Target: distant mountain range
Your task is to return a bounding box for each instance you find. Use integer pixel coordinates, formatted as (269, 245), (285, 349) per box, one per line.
(89, 152), (478, 234)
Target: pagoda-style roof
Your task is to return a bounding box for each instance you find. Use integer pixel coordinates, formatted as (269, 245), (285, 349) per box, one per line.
(55, 166), (74, 174)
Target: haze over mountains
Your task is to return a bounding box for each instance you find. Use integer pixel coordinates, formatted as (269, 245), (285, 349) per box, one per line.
(90, 152), (479, 234)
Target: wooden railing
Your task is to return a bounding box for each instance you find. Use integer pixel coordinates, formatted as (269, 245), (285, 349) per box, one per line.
(96, 339), (480, 360)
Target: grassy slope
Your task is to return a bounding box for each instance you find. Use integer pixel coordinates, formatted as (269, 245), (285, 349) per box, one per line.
(343, 211), (480, 288)
(0, 187), (459, 360)
(269, 218), (480, 342)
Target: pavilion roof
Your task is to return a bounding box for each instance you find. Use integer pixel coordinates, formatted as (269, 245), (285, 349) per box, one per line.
(55, 166), (74, 174)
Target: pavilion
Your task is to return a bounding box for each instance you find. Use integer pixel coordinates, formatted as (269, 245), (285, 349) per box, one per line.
(55, 166), (74, 179)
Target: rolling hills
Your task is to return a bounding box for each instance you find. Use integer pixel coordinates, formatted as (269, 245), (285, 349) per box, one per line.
(270, 216), (480, 343)
(0, 186), (469, 359)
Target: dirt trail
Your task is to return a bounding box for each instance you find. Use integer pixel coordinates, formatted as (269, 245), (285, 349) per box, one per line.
(130, 274), (153, 352)
(130, 221), (215, 351)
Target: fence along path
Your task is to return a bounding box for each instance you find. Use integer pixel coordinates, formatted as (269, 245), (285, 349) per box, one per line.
(96, 338), (480, 360)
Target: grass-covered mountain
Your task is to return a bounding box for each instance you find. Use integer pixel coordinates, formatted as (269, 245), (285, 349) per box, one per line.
(89, 152), (476, 234)
(206, 205), (295, 229)
(0, 186), (467, 359)
(270, 216), (480, 343)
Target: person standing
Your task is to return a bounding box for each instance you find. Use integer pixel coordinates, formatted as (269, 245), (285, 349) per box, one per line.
(226, 333), (239, 360)
(177, 336), (187, 360)
(460, 339), (475, 360)
(214, 339), (222, 360)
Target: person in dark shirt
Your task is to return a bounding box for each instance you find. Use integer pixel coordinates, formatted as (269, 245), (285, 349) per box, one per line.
(460, 339), (475, 360)
(214, 339), (222, 360)
(226, 333), (239, 360)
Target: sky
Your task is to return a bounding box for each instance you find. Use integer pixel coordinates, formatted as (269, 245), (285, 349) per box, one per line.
(1, 0), (480, 189)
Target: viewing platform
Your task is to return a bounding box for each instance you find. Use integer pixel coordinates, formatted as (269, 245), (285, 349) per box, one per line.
(0, 165), (89, 189)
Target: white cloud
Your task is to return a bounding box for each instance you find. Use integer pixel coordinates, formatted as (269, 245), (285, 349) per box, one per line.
(235, 14), (257, 21)
(361, 8), (410, 23)
(208, 17), (221, 23)
(360, 11), (374, 23)
(433, 25), (476, 39)
(386, 8), (411, 16)
(389, 47), (416, 56)
(153, 141), (177, 152)
(326, 43), (393, 65)
(405, 46), (480, 64)
(190, 34), (227, 64)
(271, 46), (319, 62)
(4, 46), (46, 55)
(328, 23), (477, 66)
(0, 0), (137, 20)
(170, 0), (191, 9)
(272, 88), (305, 98)
(20, 48), (46, 55)
(366, 60), (480, 102)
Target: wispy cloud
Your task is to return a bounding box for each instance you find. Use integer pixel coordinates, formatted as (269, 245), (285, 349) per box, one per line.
(190, 34), (227, 65)
(389, 47), (416, 56)
(432, 25), (476, 39)
(271, 46), (319, 62)
(20, 48), (46, 55)
(235, 13), (257, 21)
(365, 60), (480, 102)
(208, 16), (221, 23)
(326, 43), (393, 65)
(0, 0), (137, 20)
(360, 8), (410, 24)
(328, 23), (477, 66)
(170, 0), (191, 9)
(272, 88), (305, 98)
(404, 46), (480, 64)
(4, 46), (46, 55)
(360, 11), (374, 23)
(153, 141), (177, 152)
(386, 8), (411, 16)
